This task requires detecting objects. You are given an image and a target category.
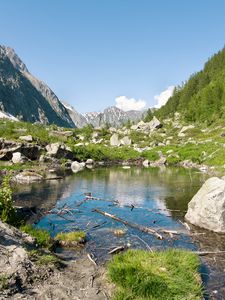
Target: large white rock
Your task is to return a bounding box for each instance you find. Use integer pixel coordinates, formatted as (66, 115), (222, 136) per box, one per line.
(19, 135), (33, 142)
(120, 136), (131, 146)
(110, 133), (121, 146)
(12, 152), (26, 164)
(148, 116), (162, 131)
(142, 160), (149, 167)
(185, 177), (225, 232)
(178, 125), (195, 137)
(71, 161), (85, 173)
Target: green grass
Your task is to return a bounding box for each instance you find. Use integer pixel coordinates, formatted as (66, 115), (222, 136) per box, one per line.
(72, 144), (140, 161)
(108, 249), (203, 300)
(55, 231), (86, 242)
(0, 274), (8, 290)
(20, 224), (52, 248)
(28, 249), (61, 267)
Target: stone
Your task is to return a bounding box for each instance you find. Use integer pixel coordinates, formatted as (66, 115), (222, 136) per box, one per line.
(13, 171), (43, 184)
(142, 160), (149, 167)
(110, 133), (121, 146)
(178, 125), (195, 137)
(50, 130), (73, 138)
(120, 136), (132, 146)
(46, 143), (73, 159)
(132, 117), (162, 133)
(86, 159), (94, 164)
(71, 161), (85, 173)
(148, 116), (162, 130)
(20, 144), (42, 160)
(0, 145), (21, 160)
(19, 135), (33, 142)
(12, 152), (26, 164)
(185, 177), (225, 232)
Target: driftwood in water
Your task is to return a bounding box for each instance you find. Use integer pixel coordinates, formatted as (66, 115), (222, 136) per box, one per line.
(194, 250), (225, 256)
(93, 208), (163, 240)
(108, 246), (125, 254)
(87, 253), (97, 266)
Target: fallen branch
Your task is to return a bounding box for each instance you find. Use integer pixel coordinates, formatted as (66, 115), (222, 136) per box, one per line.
(108, 246), (125, 254)
(194, 250), (225, 256)
(92, 208), (163, 240)
(87, 253), (97, 266)
(131, 234), (153, 252)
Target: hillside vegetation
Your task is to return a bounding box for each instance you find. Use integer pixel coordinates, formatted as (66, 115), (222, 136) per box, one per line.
(155, 46), (225, 125)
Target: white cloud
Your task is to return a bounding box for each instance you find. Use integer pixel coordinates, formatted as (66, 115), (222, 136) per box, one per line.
(154, 86), (175, 109)
(115, 96), (146, 111)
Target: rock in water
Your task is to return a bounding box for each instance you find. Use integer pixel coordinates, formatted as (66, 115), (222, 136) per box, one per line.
(71, 161), (85, 173)
(185, 177), (225, 232)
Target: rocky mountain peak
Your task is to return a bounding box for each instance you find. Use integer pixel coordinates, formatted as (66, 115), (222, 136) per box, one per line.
(0, 45), (28, 73)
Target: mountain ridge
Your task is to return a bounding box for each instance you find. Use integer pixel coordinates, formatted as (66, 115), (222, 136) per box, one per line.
(0, 45), (75, 127)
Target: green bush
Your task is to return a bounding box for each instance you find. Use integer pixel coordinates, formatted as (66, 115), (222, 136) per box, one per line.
(0, 176), (16, 225)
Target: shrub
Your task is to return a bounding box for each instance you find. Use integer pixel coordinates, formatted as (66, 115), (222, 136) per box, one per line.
(0, 176), (16, 225)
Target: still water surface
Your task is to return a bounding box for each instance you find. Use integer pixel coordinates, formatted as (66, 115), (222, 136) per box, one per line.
(14, 166), (208, 255)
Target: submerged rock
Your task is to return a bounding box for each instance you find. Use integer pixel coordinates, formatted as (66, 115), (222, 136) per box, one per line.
(185, 177), (225, 233)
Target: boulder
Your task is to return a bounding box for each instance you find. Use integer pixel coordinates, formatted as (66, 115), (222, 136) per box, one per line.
(49, 130), (74, 140)
(12, 152), (26, 164)
(178, 125), (195, 137)
(148, 116), (162, 131)
(86, 159), (94, 165)
(19, 135), (33, 142)
(20, 144), (42, 160)
(120, 136), (132, 146)
(0, 145), (21, 160)
(71, 161), (85, 173)
(142, 160), (149, 167)
(46, 143), (74, 160)
(110, 133), (121, 146)
(185, 177), (225, 232)
(13, 171), (43, 184)
(133, 117), (162, 133)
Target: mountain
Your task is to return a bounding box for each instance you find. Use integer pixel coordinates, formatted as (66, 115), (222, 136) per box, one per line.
(63, 104), (145, 128)
(155, 46), (225, 125)
(0, 46), (75, 127)
(62, 102), (88, 128)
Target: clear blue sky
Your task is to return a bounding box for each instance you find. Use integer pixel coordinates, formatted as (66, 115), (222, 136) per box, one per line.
(1, 0), (225, 113)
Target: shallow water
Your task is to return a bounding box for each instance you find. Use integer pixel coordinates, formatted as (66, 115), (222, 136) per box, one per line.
(14, 166), (225, 299)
